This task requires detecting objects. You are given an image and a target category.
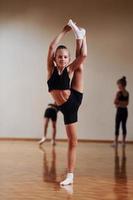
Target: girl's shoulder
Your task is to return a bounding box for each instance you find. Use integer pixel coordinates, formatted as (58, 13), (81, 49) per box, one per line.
(125, 90), (129, 96)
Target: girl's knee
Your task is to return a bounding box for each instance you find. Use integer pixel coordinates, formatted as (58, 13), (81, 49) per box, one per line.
(45, 122), (49, 128)
(44, 118), (49, 126)
(69, 138), (78, 148)
(52, 122), (56, 129)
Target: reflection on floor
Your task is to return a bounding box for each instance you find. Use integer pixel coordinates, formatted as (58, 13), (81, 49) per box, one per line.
(0, 141), (133, 200)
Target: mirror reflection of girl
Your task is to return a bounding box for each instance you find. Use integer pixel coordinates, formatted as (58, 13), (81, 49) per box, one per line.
(113, 77), (129, 147)
(46, 19), (87, 185)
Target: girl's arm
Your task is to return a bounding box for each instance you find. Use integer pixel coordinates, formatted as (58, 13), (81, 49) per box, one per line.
(114, 92), (120, 106)
(69, 36), (87, 72)
(47, 25), (71, 79)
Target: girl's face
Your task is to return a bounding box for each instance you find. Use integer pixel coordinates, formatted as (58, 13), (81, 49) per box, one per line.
(117, 83), (125, 91)
(55, 49), (70, 69)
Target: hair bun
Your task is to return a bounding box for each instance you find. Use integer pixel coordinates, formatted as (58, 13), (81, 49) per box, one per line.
(117, 76), (127, 86)
(122, 76), (126, 80)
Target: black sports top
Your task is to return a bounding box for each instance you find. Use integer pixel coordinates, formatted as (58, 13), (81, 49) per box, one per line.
(47, 67), (70, 92)
(117, 91), (129, 101)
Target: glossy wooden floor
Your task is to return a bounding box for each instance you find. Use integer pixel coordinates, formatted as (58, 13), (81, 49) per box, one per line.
(0, 141), (133, 200)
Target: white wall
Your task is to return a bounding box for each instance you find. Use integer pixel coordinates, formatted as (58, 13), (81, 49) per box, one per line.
(0, 0), (133, 140)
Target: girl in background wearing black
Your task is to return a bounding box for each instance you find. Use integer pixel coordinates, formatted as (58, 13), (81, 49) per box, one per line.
(113, 76), (129, 147)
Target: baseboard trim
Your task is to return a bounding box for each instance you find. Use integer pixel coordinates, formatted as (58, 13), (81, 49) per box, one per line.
(0, 138), (133, 143)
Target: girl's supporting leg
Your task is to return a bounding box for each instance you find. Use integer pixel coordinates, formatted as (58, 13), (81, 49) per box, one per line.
(122, 110), (128, 146)
(39, 118), (49, 145)
(51, 121), (57, 145)
(60, 123), (77, 185)
(66, 123), (77, 172)
(44, 118), (49, 138)
(112, 111), (121, 147)
(115, 113), (120, 145)
(114, 135), (119, 147)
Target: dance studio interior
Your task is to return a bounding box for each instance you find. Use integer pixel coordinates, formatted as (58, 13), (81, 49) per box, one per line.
(0, 0), (133, 199)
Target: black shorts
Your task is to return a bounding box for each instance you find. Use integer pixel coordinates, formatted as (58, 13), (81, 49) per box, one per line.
(58, 89), (83, 125)
(44, 107), (57, 121)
